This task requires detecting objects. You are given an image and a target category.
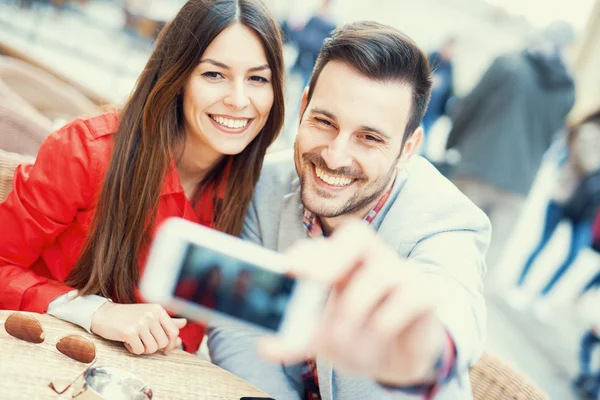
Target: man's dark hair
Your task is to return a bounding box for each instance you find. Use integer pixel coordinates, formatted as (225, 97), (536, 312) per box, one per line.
(306, 21), (432, 142)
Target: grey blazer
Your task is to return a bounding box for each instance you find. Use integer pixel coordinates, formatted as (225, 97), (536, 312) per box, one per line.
(208, 152), (491, 400)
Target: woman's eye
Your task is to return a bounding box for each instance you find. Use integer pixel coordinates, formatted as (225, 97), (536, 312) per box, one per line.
(202, 71), (224, 80)
(250, 76), (269, 83)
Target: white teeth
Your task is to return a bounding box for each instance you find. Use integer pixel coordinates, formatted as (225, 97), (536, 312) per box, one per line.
(211, 115), (249, 129)
(315, 166), (353, 187)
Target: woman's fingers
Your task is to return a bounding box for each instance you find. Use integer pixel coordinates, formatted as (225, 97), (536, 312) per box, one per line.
(123, 331), (145, 355)
(138, 327), (159, 354)
(149, 318), (170, 350)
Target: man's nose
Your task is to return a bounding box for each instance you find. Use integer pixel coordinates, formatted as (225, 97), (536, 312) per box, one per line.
(321, 135), (353, 171)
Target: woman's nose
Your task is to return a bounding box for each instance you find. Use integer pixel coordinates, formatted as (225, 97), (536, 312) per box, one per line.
(224, 82), (250, 110)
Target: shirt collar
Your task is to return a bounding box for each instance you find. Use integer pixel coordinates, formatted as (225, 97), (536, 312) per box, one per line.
(161, 157), (232, 198)
(302, 179), (395, 238)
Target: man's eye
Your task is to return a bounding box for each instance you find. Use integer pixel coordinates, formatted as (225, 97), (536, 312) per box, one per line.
(365, 135), (382, 143)
(250, 76), (269, 83)
(202, 72), (224, 80)
(315, 118), (332, 127)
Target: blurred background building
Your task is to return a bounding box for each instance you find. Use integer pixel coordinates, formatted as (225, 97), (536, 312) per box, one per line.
(1, 0), (599, 398)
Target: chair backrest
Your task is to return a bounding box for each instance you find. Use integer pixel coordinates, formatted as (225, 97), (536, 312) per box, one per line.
(0, 89), (52, 156)
(0, 149), (35, 203)
(0, 55), (101, 124)
(470, 353), (549, 400)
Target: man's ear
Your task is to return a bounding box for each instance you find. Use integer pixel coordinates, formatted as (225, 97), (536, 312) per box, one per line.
(299, 88), (309, 122)
(395, 127), (423, 171)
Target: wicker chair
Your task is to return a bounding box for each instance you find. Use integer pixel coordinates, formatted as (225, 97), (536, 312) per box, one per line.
(470, 353), (549, 400)
(0, 55), (101, 124)
(0, 149), (35, 202)
(0, 88), (52, 156)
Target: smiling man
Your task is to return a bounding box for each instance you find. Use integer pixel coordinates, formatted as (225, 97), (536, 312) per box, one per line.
(208, 21), (490, 400)
(295, 59), (416, 231)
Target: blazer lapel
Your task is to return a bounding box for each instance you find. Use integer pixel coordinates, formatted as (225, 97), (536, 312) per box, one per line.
(277, 180), (308, 252)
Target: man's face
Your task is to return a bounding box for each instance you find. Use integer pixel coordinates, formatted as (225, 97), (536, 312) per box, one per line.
(294, 61), (422, 218)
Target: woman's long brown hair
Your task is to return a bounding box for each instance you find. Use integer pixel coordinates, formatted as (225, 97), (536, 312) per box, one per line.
(66, 0), (285, 303)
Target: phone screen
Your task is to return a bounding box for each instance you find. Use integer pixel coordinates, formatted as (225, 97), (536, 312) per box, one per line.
(173, 242), (296, 331)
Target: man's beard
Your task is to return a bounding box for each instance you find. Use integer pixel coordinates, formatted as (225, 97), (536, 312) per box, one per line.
(297, 150), (396, 218)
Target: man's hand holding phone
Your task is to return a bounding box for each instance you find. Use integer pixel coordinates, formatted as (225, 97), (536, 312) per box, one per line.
(91, 303), (186, 355)
(259, 221), (447, 388)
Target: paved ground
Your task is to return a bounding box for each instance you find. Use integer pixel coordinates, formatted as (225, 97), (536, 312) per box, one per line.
(479, 158), (600, 400)
(485, 293), (580, 399)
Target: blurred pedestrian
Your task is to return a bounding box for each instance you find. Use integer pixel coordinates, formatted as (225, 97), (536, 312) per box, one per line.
(509, 114), (600, 308)
(578, 209), (600, 296)
(446, 21), (576, 266)
(573, 327), (600, 399)
(422, 37), (456, 153)
(284, 0), (336, 88)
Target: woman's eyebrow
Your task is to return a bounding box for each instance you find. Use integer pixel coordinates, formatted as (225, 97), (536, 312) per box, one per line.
(200, 58), (270, 72)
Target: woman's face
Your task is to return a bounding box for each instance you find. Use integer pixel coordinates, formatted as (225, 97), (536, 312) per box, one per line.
(182, 23), (274, 159)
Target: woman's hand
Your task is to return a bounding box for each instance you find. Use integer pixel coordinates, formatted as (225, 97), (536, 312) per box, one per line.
(91, 302), (187, 355)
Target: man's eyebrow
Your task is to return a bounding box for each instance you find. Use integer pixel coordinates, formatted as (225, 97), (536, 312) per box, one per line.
(358, 125), (392, 141)
(310, 108), (337, 121)
(199, 58), (270, 72)
(311, 108), (392, 140)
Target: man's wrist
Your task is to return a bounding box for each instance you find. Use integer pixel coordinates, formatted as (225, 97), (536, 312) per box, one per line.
(380, 330), (457, 396)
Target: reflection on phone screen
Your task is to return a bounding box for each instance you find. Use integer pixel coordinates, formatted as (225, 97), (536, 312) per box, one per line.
(173, 243), (296, 331)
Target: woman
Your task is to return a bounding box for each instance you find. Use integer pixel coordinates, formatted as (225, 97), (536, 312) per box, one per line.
(511, 113), (600, 301)
(0, 0), (284, 355)
(577, 208), (600, 295)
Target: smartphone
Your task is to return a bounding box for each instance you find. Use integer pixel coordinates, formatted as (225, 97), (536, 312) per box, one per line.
(240, 398), (275, 400)
(140, 217), (328, 348)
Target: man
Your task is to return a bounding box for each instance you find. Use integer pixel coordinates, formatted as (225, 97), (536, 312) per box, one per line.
(208, 21), (490, 399)
(445, 21), (575, 267)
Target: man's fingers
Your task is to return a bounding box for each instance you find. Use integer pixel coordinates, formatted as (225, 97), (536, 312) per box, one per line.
(257, 336), (312, 365)
(370, 285), (436, 341)
(333, 250), (402, 336)
(172, 318), (187, 329)
(285, 220), (377, 285)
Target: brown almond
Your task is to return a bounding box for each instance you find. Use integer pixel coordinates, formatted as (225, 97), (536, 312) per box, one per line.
(4, 313), (45, 344)
(56, 335), (96, 364)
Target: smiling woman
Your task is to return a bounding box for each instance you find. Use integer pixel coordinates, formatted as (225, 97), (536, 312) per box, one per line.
(0, 0), (284, 356)
(181, 24), (275, 164)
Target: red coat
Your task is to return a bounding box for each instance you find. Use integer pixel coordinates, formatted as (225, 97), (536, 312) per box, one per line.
(0, 112), (227, 353)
